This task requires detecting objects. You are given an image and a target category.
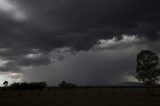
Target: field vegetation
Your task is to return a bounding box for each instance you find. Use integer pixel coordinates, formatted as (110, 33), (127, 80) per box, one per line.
(0, 87), (160, 106)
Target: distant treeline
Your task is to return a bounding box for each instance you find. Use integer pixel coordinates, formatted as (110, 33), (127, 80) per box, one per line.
(4, 80), (159, 91)
(8, 82), (47, 90)
(2, 81), (78, 90)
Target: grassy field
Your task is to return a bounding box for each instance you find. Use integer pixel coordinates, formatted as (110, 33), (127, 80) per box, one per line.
(0, 88), (160, 106)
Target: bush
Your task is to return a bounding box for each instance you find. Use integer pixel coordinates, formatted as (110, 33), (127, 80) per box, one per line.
(10, 82), (47, 90)
(58, 81), (78, 88)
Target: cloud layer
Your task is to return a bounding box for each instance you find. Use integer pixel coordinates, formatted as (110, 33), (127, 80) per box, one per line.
(0, 0), (160, 85)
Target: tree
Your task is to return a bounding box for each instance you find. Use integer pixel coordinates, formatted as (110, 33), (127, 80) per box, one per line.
(58, 81), (77, 88)
(136, 50), (160, 95)
(3, 81), (8, 87)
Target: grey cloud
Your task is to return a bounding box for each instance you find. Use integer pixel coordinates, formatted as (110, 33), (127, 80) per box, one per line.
(17, 54), (51, 67)
(22, 47), (138, 86)
(0, 0), (159, 53)
(0, 61), (20, 72)
(8, 73), (22, 80)
(0, 0), (160, 85)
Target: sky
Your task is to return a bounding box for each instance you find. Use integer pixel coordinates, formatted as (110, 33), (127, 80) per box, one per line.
(0, 0), (160, 86)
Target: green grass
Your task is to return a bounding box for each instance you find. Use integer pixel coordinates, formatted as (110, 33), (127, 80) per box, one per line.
(0, 88), (160, 106)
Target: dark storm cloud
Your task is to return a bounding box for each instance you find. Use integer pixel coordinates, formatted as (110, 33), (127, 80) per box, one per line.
(1, 0), (160, 51)
(0, 0), (160, 71)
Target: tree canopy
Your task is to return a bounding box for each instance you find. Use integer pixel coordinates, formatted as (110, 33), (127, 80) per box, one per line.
(136, 50), (160, 87)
